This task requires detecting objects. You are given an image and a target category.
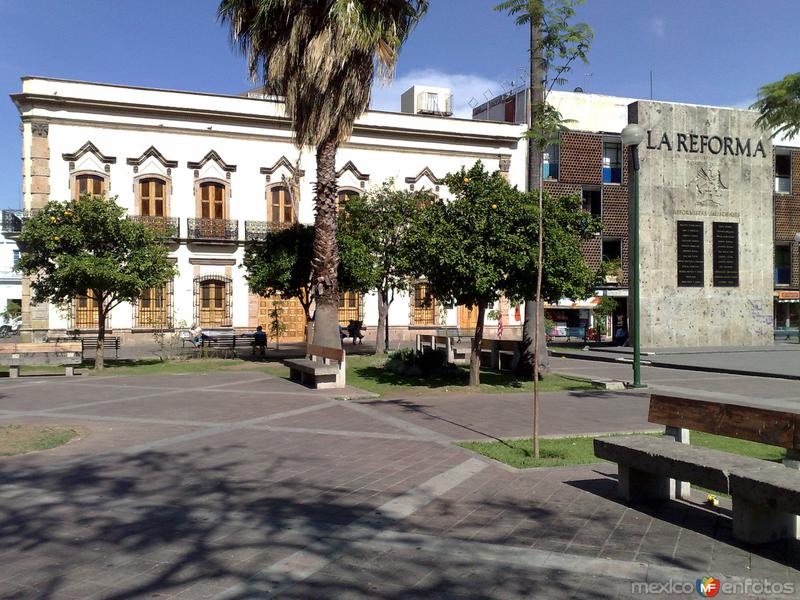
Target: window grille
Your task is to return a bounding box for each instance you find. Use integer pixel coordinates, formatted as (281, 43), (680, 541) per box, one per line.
(412, 283), (435, 326)
(338, 292), (362, 325)
(193, 275), (233, 327)
(134, 281), (174, 329)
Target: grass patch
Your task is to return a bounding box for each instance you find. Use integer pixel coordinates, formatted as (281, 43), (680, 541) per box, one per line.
(459, 431), (788, 469)
(0, 424), (81, 456)
(347, 355), (592, 397)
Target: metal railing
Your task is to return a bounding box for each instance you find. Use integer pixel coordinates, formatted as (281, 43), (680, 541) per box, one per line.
(1, 209), (36, 234)
(127, 215), (180, 237)
(244, 220), (294, 241)
(186, 218), (238, 241)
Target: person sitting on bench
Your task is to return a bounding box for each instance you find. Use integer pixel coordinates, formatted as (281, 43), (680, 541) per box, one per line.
(253, 325), (267, 356)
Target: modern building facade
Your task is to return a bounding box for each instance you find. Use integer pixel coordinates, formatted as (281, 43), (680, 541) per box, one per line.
(475, 89), (800, 339)
(9, 77), (527, 344)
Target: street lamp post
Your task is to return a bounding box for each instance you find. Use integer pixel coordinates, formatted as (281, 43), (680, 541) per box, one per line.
(621, 123), (646, 388)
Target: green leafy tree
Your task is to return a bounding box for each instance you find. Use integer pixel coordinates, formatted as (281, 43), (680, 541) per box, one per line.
(243, 225), (315, 327)
(404, 162), (540, 387)
(219, 0), (428, 350)
(496, 0), (592, 458)
(243, 223), (371, 340)
(753, 72), (800, 137)
(17, 195), (177, 370)
(338, 182), (425, 355)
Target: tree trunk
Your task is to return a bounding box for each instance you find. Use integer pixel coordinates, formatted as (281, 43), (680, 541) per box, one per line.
(95, 299), (105, 371)
(468, 304), (486, 388)
(518, 4), (545, 374)
(375, 289), (388, 355)
(310, 136), (342, 349)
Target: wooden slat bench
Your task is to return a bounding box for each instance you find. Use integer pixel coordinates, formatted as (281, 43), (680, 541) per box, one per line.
(0, 342), (82, 377)
(196, 334), (261, 358)
(284, 344), (345, 389)
(594, 393), (800, 544)
(50, 336), (121, 359)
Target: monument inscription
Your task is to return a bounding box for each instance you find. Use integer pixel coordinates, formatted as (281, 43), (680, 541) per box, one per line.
(712, 222), (739, 287)
(676, 221), (704, 287)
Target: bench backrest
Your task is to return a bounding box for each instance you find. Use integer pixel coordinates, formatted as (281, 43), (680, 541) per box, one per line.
(480, 338), (518, 352)
(308, 343), (345, 363)
(649, 393), (798, 450)
(0, 342), (82, 354)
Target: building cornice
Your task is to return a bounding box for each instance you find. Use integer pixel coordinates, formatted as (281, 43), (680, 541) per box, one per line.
(12, 93), (523, 150)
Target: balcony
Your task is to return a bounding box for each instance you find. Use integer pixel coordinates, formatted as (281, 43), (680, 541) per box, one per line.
(187, 218), (238, 241)
(128, 215), (180, 238)
(1, 209), (37, 236)
(244, 220), (294, 241)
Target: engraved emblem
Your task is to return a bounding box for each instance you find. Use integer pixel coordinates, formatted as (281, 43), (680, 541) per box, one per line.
(691, 167), (728, 206)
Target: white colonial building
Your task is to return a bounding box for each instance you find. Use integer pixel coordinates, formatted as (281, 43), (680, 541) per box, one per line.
(10, 77), (526, 344)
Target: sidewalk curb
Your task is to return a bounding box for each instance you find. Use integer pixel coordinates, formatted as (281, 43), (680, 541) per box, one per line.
(550, 350), (800, 381)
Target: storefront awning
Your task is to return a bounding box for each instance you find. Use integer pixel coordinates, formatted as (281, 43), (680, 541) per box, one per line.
(545, 297), (601, 310)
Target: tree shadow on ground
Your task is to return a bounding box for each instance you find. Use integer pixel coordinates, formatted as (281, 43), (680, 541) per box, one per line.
(566, 472), (800, 571)
(0, 442), (595, 600)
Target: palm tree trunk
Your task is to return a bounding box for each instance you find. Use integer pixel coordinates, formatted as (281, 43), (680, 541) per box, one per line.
(375, 289), (388, 355)
(469, 304), (486, 388)
(311, 136), (342, 349)
(95, 298), (105, 371)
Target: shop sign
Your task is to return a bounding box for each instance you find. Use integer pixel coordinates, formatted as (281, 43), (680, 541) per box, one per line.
(778, 291), (800, 300)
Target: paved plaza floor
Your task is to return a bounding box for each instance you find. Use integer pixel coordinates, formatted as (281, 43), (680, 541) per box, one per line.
(0, 367), (798, 599)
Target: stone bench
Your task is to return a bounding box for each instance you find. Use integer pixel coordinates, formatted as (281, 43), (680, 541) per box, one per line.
(416, 334), (467, 364)
(594, 435), (800, 544)
(285, 344), (345, 389)
(479, 338), (519, 372)
(0, 342), (83, 377)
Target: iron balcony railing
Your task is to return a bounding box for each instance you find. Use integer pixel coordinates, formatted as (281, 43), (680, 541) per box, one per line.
(187, 218), (238, 241)
(127, 215), (180, 238)
(1, 209), (37, 235)
(244, 220), (295, 241)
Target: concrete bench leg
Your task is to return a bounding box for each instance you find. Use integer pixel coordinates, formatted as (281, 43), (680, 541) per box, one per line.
(665, 426), (692, 500)
(732, 496), (797, 544)
(618, 464), (674, 503)
(9, 366), (19, 378)
(65, 366), (75, 377)
(784, 448), (800, 540)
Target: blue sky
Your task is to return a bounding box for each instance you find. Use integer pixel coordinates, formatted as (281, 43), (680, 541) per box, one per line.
(1, 0), (798, 207)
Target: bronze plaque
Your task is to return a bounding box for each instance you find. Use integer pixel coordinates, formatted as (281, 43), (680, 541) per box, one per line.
(677, 221), (704, 287)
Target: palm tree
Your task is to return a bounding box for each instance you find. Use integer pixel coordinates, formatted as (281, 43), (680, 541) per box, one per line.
(219, 0), (428, 348)
(753, 72), (800, 138)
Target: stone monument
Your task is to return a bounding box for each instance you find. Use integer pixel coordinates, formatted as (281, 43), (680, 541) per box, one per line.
(628, 101), (774, 347)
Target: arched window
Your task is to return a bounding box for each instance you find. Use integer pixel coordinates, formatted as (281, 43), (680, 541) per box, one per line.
(74, 291), (99, 329)
(338, 291), (361, 325)
(269, 185), (295, 224)
(135, 284), (173, 329)
(412, 283), (436, 326)
(73, 174), (106, 200)
(199, 181), (225, 220)
(195, 276), (232, 328)
(138, 178), (166, 216)
(337, 189), (359, 211)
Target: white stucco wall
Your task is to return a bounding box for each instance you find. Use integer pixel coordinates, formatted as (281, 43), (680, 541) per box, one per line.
(16, 77), (527, 335)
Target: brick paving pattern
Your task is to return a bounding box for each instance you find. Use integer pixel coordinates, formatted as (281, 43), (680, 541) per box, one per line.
(0, 367), (797, 599)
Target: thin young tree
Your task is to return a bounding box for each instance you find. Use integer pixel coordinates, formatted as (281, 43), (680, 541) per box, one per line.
(337, 181), (423, 355)
(495, 0), (592, 457)
(219, 0), (428, 349)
